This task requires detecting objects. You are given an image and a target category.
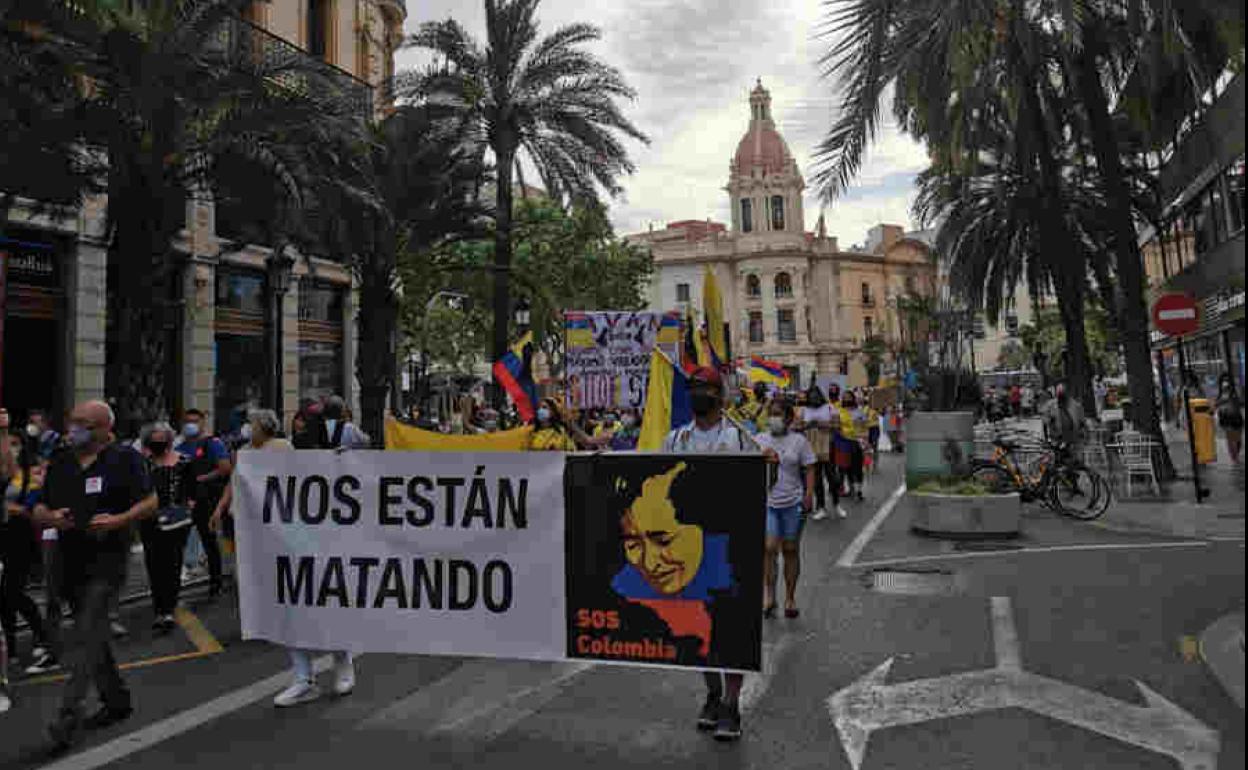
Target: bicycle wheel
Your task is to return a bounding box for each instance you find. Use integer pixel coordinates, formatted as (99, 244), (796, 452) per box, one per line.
(1050, 463), (1110, 520)
(970, 463), (1017, 495)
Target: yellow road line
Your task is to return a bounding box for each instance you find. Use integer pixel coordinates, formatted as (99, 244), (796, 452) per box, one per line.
(176, 607), (224, 654)
(1180, 635), (1200, 663)
(16, 650), (220, 688)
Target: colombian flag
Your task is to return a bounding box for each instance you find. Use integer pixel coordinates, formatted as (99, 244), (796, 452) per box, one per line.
(703, 266), (727, 367)
(749, 355), (790, 387)
(637, 349), (693, 451)
(565, 311), (594, 348)
(492, 331), (538, 422)
(681, 308), (703, 374)
(657, 310), (681, 347)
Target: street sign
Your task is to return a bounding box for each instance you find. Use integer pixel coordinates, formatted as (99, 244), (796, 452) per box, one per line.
(1152, 293), (1200, 337)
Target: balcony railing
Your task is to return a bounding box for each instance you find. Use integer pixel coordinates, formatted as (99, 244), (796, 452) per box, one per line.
(210, 15), (373, 118)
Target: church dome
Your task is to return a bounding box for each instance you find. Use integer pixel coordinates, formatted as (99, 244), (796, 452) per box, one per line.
(732, 80), (793, 175)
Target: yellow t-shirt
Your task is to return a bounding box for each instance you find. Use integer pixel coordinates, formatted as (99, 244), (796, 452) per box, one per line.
(528, 428), (577, 452)
(836, 406), (858, 440)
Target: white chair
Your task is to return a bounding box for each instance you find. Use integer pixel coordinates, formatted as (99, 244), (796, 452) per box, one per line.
(1114, 431), (1160, 497)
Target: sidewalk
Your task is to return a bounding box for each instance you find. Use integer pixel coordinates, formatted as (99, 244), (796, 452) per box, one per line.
(1094, 431), (1246, 540)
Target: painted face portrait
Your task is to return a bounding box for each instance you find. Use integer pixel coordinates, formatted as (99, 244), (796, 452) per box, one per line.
(619, 463), (704, 596)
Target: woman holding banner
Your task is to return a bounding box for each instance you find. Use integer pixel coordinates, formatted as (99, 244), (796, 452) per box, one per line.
(211, 410), (356, 708)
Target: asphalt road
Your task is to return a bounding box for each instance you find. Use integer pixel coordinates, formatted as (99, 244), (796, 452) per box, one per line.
(2, 454), (1244, 770)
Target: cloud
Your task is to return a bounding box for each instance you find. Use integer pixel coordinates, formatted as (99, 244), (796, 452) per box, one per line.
(397, 0), (928, 245)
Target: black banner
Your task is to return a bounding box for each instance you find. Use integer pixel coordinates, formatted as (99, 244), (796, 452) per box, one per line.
(564, 455), (765, 672)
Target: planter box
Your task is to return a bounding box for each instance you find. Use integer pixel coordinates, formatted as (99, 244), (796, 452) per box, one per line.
(907, 490), (1022, 538)
(905, 411), (975, 487)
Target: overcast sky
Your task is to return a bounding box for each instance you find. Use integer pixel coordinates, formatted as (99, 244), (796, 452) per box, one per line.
(395, 0), (929, 247)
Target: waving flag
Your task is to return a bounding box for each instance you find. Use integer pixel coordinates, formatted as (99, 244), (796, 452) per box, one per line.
(681, 307), (703, 374)
(749, 355), (790, 387)
(492, 331), (538, 421)
(703, 266), (727, 367)
(637, 349), (693, 451)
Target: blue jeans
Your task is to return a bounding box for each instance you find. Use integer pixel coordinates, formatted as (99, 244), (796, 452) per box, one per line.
(765, 504), (804, 541)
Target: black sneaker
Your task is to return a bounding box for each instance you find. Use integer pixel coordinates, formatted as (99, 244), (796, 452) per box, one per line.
(25, 651), (61, 675)
(713, 703), (742, 742)
(84, 704), (133, 730)
(696, 694), (720, 731)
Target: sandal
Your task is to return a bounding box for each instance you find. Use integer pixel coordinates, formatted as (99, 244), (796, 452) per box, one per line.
(784, 607), (800, 619)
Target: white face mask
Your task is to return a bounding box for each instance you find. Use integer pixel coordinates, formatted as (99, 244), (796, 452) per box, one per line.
(768, 417), (787, 435)
(240, 424), (253, 441)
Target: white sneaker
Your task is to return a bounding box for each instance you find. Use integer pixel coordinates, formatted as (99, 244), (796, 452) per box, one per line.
(837, 506), (848, 519)
(811, 508), (829, 521)
(273, 680), (322, 707)
(0, 686), (11, 714)
(332, 658), (356, 696)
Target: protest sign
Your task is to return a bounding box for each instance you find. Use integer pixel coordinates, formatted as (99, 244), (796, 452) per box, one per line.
(564, 311), (680, 410)
(233, 451), (764, 672)
(563, 455), (765, 672)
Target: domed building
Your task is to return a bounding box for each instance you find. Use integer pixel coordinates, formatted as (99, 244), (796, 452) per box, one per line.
(628, 81), (939, 388)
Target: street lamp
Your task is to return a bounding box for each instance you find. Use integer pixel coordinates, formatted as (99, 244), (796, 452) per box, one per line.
(266, 246), (296, 421)
(514, 298), (531, 329)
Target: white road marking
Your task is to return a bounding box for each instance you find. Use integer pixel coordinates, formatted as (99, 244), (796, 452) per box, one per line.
(836, 483), (907, 568)
(851, 539), (1211, 569)
(827, 597), (1220, 770)
(38, 655), (335, 770)
(989, 597), (1022, 672)
(359, 658), (590, 740)
(739, 631), (802, 714)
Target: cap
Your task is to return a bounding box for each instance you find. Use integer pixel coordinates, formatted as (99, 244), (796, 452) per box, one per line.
(688, 366), (723, 387)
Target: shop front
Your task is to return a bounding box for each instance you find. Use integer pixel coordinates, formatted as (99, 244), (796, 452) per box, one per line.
(0, 230), (67, 423)
(1153, 285), (1246, 420)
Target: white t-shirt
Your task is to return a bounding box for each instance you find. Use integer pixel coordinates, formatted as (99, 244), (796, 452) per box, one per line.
(801, 404), (835, 425)
(661, 419), (750, 454)
(754, 431), (817, 509)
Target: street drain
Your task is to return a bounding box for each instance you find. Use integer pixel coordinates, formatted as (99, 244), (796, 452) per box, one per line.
(1216, 514), (1245, 520)
(953, 541), (1025, 552)
(864, 569), (964, 596)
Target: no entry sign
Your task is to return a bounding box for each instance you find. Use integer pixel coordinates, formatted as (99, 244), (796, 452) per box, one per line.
(1152, 293), (1200, 337)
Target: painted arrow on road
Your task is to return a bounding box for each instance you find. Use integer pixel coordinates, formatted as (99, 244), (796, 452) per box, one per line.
(827, 598), (1220, 770)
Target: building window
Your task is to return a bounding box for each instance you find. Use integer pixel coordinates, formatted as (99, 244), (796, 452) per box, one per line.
(861, 282), (873, 306)
(774, 272), (792, 298)
(904, 274), (915, 294)
(1227, 156), (1245, 236)
(214, 268), (268, 434)
(746, 274), (761, 298)
(864, 316), (873, 339)
(675, 282), (691, 303)
(777, 309), (796, 342)
(215, 270), (266, 315)
(1006, 313), (1019, 336)
(749, 311), (764, 343)
(299, 282), (345, 402)
(770, 195), (785, 231)
(307, 0), (331, 60)
(973, 316), (986, 339)
(740, 198), (753, 233)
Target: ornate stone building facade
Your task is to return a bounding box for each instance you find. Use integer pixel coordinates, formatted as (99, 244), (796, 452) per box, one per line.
(1, 1), (405, 431)
(628, 82), (938, 388)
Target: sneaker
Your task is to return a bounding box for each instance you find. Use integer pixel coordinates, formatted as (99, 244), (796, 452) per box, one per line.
(31, 645), (48, 660)
(713, 703), (742, 742)
(25, 652), (61, 675)
(696, 694), (720, 731)
(837, 506), (848, 519)
(152, 614), (176, 634)
(0, 685), (11, 714)
(811, 508), (829, 521)
(110, 620), (129, 639)
(273, 680), (321, 708)
(332, 658), (356, 696)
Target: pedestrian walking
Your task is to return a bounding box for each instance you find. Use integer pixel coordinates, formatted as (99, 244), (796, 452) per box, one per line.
(1216, 374), (1243, 463)
(836, 391), (866, 500)
(3, 433), (50, 674)
(660, 366), (757, 742)
(211, 409), (355, 707)
(34, 400), (157, 751)
(317, 396), (370, 448)
(755, 400), (816, 620)
(176, 408), (231, 598)
(797, 386), (843, 520)
(138, 423), (194, 634)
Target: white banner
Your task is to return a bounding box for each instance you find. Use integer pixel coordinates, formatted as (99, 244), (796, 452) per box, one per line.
(233, 450), (567, 661)
(564, 311), (680, 410)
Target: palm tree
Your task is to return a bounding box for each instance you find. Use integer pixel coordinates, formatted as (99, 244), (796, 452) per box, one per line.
(309, 104), (489, 443)
(3, 0), (369, 432)
(401, 0), (647, 405)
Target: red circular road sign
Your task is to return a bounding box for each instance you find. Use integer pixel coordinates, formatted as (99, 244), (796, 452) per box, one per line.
(1152, 293), (1200, 337)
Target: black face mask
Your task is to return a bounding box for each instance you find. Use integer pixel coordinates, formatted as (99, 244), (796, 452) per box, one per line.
(147, 441), (170, 455)
(690, 391), (719, 417)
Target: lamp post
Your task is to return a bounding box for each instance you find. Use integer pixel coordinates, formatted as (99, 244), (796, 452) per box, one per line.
(266, 246), (296, 422)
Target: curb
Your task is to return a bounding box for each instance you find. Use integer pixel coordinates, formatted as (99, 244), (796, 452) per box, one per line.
(1199, 611), (1245, 710)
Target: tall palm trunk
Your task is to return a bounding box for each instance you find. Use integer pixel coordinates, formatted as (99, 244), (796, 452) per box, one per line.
(1073, 29), (1170, 465)
(491, 141), (515, 408)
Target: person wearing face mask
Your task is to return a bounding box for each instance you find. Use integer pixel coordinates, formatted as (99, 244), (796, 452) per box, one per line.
(527, 399), (580, 451)
(836, 392), (867, 500)
(34, 401), (157, 750)
(795, 385), (844, 520)
(212, 410), (355, 707)
(138, 424), (194, 634)
(754, 400), (816, 620)
(3, 432), (50, 680)
(659, 366), (758, 742)
(175, 408), (231, 598)
(26, 409), (62, 461)
(609, 410), (642, 451)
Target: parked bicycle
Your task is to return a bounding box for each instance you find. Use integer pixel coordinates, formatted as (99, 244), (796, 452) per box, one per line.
(971, 435), (1112, 520)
